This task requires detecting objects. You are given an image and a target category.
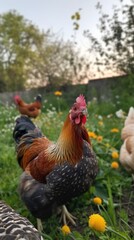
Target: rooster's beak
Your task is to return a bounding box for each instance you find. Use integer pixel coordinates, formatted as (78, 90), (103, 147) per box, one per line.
(82, 108), (87, 115)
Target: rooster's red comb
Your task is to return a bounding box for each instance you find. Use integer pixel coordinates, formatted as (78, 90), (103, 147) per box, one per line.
(14, 95), (21, 103)
(14, 95), (20, 100)
(76, 94), (86, 107)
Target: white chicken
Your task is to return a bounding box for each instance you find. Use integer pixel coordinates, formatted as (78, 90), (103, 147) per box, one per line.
(119, 107), (134, 178)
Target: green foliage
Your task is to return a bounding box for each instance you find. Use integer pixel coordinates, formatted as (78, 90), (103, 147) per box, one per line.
(40, 84), (89, 113)
(42, 74), (134, 115)
(89, 98), (117, 116)
(111, 74), (134, 112)
(71, 9), (81, 30)
(84, 0), (134, 74)
(0, 10), (45, 92)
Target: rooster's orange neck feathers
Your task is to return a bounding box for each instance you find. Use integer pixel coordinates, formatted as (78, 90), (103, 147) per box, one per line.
(46, 115), (85, 165)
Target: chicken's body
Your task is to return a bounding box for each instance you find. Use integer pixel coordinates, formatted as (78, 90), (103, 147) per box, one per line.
(120, 107), (134, 175)
(19, 139), (97, 220)
(13, 95), (98, 222)
(0, 201), (43, 240)
(14, 94), (42, 118)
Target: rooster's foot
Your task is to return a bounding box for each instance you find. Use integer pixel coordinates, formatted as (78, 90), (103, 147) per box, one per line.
(61, 205), (77, 226)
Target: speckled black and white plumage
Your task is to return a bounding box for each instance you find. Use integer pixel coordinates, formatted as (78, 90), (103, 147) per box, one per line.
(0, 201), (43, 240)
(19, 140), (98, 220)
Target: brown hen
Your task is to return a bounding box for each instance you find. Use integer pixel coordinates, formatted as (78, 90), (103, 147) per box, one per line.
(14, 94), (42, 118)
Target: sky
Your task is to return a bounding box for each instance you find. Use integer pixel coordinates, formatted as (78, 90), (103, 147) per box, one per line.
(0, 0), (132, 51)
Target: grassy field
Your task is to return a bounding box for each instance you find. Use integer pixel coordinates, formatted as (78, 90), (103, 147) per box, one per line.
(0, 98), (134, 240)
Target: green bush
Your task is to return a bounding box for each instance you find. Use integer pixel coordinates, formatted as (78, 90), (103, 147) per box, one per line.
(111, 74), (134, 112)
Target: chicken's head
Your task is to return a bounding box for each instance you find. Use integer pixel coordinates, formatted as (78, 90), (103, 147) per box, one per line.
(69, 94), (87, 125)
(14, 95), (21, 104)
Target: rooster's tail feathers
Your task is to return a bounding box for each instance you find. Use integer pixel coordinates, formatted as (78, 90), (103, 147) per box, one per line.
(35, 94), (42, 103)
(13, 115), (42, 144)
(19, 172), (56, 219)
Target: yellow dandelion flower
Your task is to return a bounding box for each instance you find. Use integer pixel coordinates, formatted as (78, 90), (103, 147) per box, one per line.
(111, 161), (119, 169)
(61, 225), (71, 235)
(111, 128), (119, 133)
(58, 111), (63, 116)
(93, 197), (102, 205)
(97, 136), (103, 142)
(88, 131), (97, 139)
(98, 121), (103, 126)
(111, 151), (119, 159)
(89, 214), (106, 232)
(54, 91), (62, 96)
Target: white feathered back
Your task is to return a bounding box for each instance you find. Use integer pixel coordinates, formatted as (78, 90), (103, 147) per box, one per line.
(120, 107), (134, 174)
(121, 124), (134, 140)
(121, 107), (134, 140)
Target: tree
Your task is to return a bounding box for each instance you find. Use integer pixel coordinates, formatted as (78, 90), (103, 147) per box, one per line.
(27, 33), (92, 88)
(26, 35), (76, 88)
(0, 10), (89, 92)
(0, 10), (45, 92)
(84, 0), (134, 75)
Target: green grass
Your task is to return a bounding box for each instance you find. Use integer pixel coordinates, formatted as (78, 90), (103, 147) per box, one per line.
(0, 99), (133, 240)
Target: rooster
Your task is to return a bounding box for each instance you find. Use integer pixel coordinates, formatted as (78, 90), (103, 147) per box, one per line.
(13, 95), (98, 226)
(14, 94), (42, 118)
(120, 107), (134, 178)
(0, 201), (43, 239)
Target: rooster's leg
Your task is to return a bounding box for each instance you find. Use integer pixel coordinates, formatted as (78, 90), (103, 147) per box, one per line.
(61, 205), (77, 226)
(37, 218), (43, 233)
